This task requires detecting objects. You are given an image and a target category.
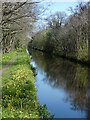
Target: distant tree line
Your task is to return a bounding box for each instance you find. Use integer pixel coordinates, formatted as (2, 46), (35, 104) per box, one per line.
(29, 2), (89, 63)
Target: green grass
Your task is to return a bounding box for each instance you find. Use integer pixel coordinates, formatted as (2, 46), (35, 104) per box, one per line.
(2, 49), (52, 118)
(0, 50), (17, 70)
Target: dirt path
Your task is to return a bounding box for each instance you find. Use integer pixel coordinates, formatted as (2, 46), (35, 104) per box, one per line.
(0, 57), (15, 76)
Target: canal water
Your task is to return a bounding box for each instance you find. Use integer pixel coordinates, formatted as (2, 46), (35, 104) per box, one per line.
(29, 50), (89, 118)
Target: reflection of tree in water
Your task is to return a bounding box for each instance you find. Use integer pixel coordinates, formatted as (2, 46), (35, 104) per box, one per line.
(29, 50), (89, 118)
(44, 57), (88, 112)
(88, 68), (90, 119)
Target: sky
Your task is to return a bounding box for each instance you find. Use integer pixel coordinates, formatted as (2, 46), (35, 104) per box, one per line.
(36, 2), (77, 29)
(44, 2), (78, 15)
(34, 0), (89, 32)
(43, 0), (89, 2)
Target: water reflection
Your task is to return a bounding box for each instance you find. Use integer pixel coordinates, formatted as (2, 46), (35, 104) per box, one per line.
(29, 50), (90, 118)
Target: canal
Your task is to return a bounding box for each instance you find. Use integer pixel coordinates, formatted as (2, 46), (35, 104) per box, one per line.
(29, 50), (89, 118)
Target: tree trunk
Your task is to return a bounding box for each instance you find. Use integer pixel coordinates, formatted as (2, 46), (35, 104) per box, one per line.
(88, 2), (90, 64)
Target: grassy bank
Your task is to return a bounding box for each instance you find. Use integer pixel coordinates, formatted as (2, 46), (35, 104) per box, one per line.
(2, 48), (52, 118)
(0, 50), (17, 70)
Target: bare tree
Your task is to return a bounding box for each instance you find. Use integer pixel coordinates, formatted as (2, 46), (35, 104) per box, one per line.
(1, 1), (40, 53)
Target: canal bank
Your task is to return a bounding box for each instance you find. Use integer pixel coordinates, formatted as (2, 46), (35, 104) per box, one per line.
(2, 48), (52, 118)
(28, 46), (90, 66)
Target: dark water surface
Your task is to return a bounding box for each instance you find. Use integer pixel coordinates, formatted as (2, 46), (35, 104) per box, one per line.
(29, 50), (90, 118)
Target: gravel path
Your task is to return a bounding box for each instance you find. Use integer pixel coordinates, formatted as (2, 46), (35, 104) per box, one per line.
(0, 58), (14, 76)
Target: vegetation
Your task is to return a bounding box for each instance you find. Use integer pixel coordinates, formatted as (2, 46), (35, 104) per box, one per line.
(0, 1), (53, 118)
(0, 1), (89, 118)
(2, 50), (17, 66)
(28, 2), (89, 64)
(2, 49), (52, 118)
(1, 1), (40, 53)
